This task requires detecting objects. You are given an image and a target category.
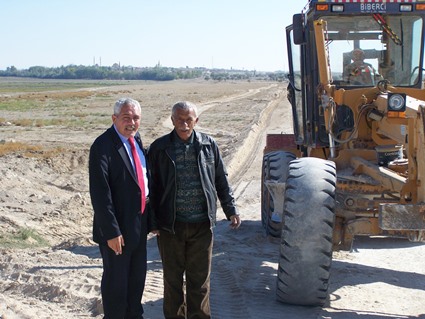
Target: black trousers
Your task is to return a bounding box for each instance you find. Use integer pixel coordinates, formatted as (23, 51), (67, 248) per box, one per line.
(99, 232), (147, 319)
(157, 220), (213, 319)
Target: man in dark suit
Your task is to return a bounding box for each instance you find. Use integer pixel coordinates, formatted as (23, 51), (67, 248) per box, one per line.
(89, 97), (150, 319)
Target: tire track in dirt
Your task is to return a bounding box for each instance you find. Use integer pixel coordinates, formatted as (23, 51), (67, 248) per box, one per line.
(210, 259), (249, 319)
(0, 248), (103, 318)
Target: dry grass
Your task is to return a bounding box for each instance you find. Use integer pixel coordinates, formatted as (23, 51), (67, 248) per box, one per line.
(13, 118), (77, 127)
(0, 77), (129, 93)
(0, 141), (64, 158)
(0, 227), (48, 249)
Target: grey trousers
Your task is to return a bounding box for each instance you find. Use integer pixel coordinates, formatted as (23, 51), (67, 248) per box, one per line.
(157, 221), (213, 319)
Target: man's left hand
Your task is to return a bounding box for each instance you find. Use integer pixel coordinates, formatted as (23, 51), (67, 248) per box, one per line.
(230, 215), (241, 229)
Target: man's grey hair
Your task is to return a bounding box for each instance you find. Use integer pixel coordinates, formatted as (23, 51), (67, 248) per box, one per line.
(114, 98), (141, 115)
(171, 101), (198, 118)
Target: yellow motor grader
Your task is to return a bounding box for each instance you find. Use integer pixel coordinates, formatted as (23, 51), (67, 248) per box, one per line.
(261, 0), (425, 306)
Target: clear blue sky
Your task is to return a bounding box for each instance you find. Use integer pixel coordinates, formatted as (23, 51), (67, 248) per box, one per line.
(1, 1), (306, 72)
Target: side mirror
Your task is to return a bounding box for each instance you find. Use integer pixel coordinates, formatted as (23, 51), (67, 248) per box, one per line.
(293, 14), (305, 45)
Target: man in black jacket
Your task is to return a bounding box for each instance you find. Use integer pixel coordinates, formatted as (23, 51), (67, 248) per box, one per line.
(148, 101), (241, 319)
(89, 97), (150, 319)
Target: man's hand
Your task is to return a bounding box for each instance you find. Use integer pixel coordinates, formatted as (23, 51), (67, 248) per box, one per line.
(230, 215), (241, 229)
(107, 235), (125, 255)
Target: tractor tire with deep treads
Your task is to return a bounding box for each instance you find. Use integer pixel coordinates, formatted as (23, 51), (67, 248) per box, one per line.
(276, 157), (336, 306)
(261, 150), (296, 237)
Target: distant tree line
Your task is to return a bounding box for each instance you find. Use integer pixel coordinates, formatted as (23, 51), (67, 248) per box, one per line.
(0, 64), (287, 82)
(206, 71), (287, 82)
(0, 64), (202, 81)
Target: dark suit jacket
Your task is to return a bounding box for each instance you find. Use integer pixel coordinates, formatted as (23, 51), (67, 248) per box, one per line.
(89, 125), (149, 251)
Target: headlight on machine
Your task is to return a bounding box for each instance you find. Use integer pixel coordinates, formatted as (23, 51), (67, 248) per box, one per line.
(387, 93), (406, 118)
(388, 93), (406, 111)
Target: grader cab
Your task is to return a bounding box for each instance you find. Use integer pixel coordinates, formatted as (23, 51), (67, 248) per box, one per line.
(262, 0), (425, 306)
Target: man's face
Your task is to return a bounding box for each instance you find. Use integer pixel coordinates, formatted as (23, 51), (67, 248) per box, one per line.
(352, 50), (364, 63)
(112, 103), (141, 139)
(171, 108), (198, 141)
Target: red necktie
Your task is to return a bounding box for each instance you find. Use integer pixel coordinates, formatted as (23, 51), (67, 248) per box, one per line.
(128, 137), (146, 214)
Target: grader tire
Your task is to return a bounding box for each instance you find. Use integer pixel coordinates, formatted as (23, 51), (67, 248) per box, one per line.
(261, 150), (296, 237)
(276, 157), (336, 306)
